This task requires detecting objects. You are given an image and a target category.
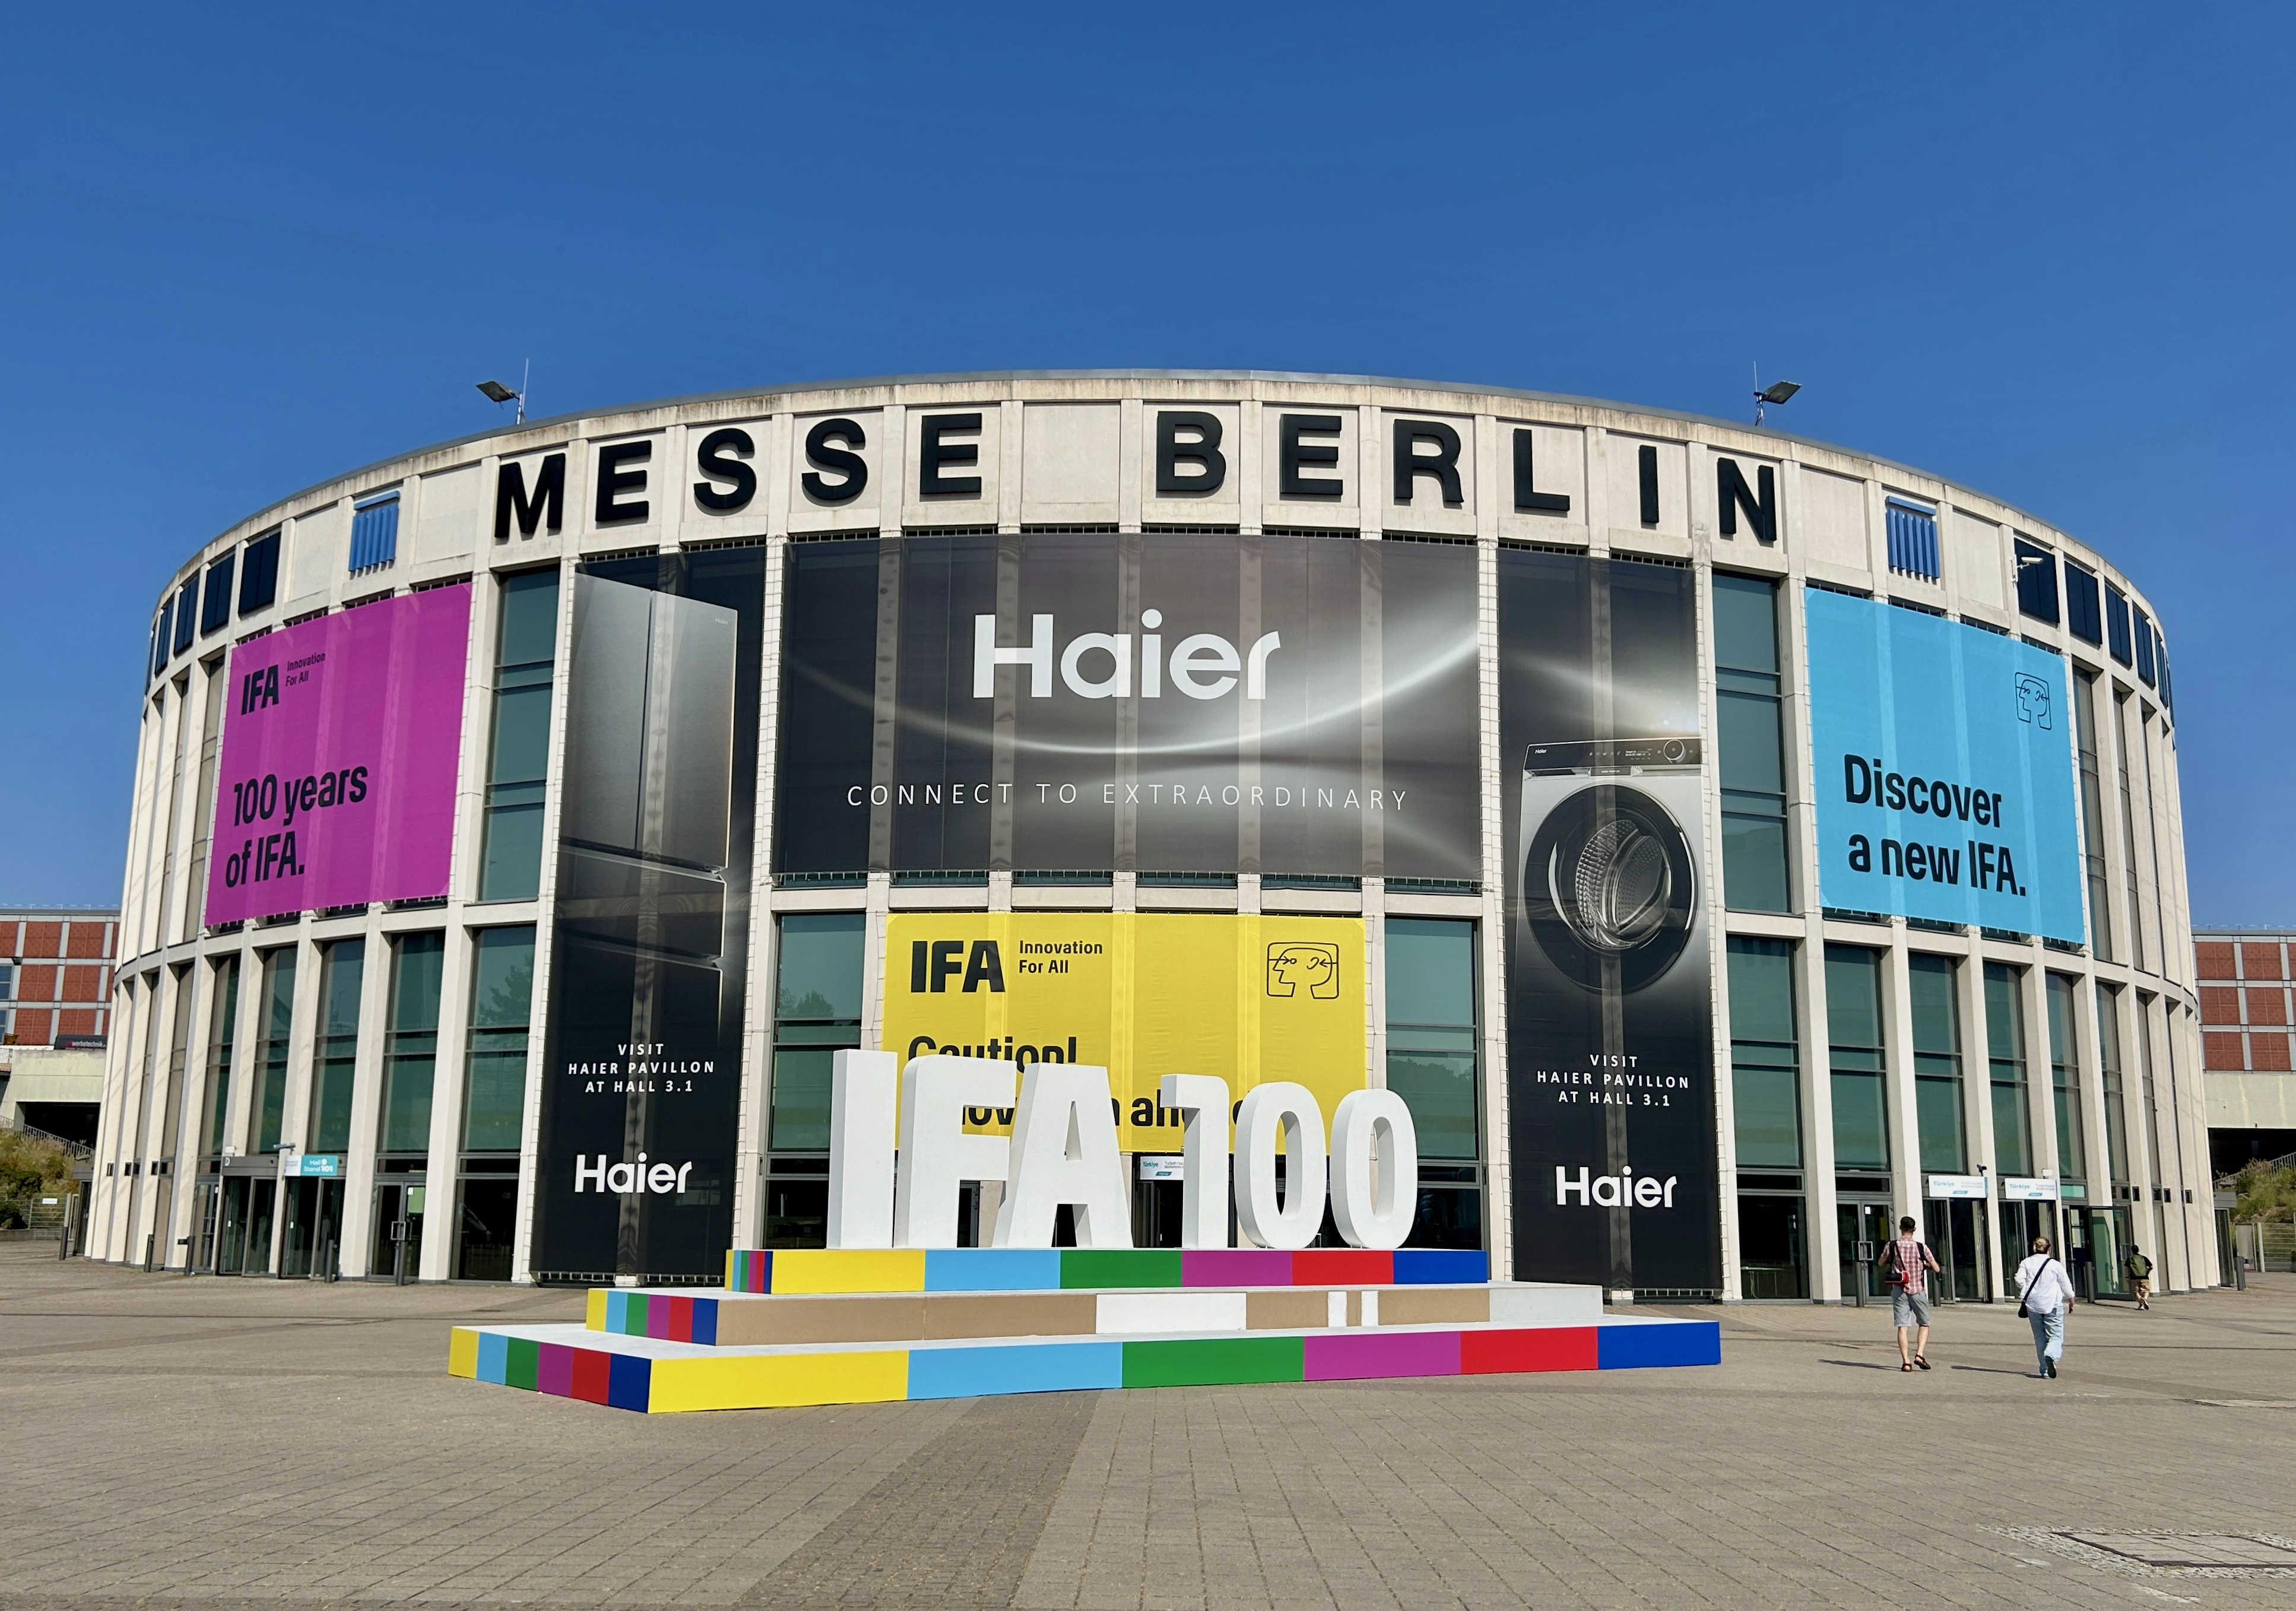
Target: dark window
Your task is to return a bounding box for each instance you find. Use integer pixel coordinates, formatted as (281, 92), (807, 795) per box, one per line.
(770, 913), (865, 1156)
(1884, 499), (1940, 581)
(2158, 639), (2173, 715)
(2063, 560), (2102, 645)
(1984, 962), (2031, 1176)
(1728, 937), (1799, 1168)
(151, 600), (172, 679)
(2133, 608), (2156, 685)
(349, 493), (400, 574)
(379, 933), (446, 1155)
(1714, 575), (1790, 912)
(1909, 954), (1965, 1172)
(461, 927), (535, 1152)
(200, 553), (237, 635)
(1384, 918), (1481, 1161)
(173, 580), (198, 655)
(2013, 538), (2059, 624)
(478, 570), (561, 900)
(307, 938), (366, 1154)
(1826, 945), (1888, 1170)
(2105, 583), (2133, 664)
(238, 529), (282, 614)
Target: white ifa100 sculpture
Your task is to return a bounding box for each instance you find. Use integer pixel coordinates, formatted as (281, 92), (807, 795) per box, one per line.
(824, 1053), (1419, 1253)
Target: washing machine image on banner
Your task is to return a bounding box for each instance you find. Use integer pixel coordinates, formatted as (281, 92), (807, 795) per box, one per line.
(1499, 551), (1720, 1296)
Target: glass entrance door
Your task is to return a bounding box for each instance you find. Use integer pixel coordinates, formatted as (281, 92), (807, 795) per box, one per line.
(280, 1179), (344, 1278)
(370, 1181), (426, 1283)
(1837, 1201), (1893, 1305)
(218, 1177), (276, 1274)
(2086, 1206), (2133, 1298)
(1923, 1198), (1989, 1301)
(192, 1177), (223, 1271)
(1999, 1201), (2053, 1290)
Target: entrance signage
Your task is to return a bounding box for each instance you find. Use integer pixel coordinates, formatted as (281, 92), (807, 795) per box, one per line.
(2003, 1176), (2060, 1202)
(1805, 589), (2082, 941)
(822, 1050), (1419, 1252)
(1926, 1173), (1990, 1200)
(205, 585), (471, 924)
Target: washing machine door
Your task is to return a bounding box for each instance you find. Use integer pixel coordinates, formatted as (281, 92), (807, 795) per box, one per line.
(1523, 781), (1696, 992)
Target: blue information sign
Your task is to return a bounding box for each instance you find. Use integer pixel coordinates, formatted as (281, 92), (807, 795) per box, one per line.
(1804, 589), (2083, 943)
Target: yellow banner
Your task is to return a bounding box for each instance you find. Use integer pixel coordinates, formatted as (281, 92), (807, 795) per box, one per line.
(880, 912), (1367, 1152)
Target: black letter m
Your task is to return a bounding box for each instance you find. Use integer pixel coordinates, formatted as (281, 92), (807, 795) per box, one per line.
(496, 453), (566, 540)
(1715, 458), (1775, 543)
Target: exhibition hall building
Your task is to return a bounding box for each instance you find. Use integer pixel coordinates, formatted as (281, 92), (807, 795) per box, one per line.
(85, 371), (2214, 1304)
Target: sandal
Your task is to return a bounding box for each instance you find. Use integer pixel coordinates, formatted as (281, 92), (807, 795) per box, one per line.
(1901, 1362), (1914, 1372)
(1914, 1356), (1930, 1371)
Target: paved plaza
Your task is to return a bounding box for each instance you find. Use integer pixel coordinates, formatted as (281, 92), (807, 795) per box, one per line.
(2, 1242), (2292, 1610)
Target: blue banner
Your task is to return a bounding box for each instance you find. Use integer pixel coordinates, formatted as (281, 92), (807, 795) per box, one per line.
(1805, 589), (2083, 943)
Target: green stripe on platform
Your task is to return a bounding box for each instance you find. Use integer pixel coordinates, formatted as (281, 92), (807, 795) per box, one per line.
(505, 1336), (541, 1391)
(1122, 1334), (1304, 1388)
(1061, 1250), (1182, 1289)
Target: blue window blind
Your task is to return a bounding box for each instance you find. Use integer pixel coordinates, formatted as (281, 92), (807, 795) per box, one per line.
(151, 600), (172, 679)
(350, 493), (400, 574)
(200, 552), (236, 635)
(2013, 538), (2059, 624)
(2132, 608), (2156, 685)
(2063, 560), (2102, 645)
(2104, 584), (2132, 664)
(172, 580), (198, 655)
(239, 528), (281, 613)
(1885, 499), (1939, 580)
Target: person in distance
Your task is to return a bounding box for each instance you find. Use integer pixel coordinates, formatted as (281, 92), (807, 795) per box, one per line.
(1879, 1214), (1942, 1372)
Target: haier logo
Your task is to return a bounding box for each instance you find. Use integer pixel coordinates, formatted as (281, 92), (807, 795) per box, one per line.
(974, 614), (1280, 700)
(1555, 1165), (1679, 1208)
(574, 1153), (695, 1195)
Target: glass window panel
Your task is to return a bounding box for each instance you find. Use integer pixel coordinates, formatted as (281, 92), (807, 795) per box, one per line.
(1831, 1071), (1889, 1169)
(1908, 956), (1959, 1057)
(380, 933), (445, 1155)
(1385, 918), (1475, 1029)
(2048, 973), (2085, 1180)
(1729, 938), (1799, 1169)
(1386, 1050), (1478, 1159)
(497, 569), (562, 666)
(1916, 1076), (1966, 1172)
(1715, 692), (1786, 794)
(253, 947), (297, 1153)
(462, 927), (535, 1152)
(307, 938), (364, 1153)
(1825, 946), (1883, 1051)
(1711, 573), (1780, 674)
(777, 914), (867, 1023)
(1727, 937), (1796, 1044)
(202, 953), (239, 1156)
(769, 1047), (835, 1152)
(1721, 815), (1791, 914)
(1734, 1063), (1801, 1168)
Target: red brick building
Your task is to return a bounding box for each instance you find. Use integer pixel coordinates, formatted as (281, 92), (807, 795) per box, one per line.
(2196, 929), (2296, 1174)
(2, 908), (119, 1046)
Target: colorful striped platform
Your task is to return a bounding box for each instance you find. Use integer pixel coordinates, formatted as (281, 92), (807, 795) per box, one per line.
(721, 1245), (1488, 1295)
(449, 1312), (1720, 1413)
(586, 1279), (1601, 1346)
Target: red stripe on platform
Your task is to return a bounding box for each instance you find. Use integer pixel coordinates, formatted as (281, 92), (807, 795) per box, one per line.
(570, 1349), (613, 1404)
(1460, 1326), (1599, 1374)
(1292, 1249), (1393, 1287)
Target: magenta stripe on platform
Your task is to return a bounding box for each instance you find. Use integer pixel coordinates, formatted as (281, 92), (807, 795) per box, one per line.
(536, 1342), (577, 1397)
(1181, 1249), (1292, 1287)
(1303, 1328), (1462, 1381)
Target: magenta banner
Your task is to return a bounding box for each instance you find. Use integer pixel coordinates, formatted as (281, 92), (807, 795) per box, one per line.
(205, 585), (474, 924)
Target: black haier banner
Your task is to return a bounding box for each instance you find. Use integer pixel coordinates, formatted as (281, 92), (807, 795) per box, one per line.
(1500, 550), (1720, 1295)
(532, 549), (764, 1280)
(775, 530), (1480, 881)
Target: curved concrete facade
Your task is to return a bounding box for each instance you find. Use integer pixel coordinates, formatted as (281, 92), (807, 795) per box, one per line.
(91, 372), (2214, 1301)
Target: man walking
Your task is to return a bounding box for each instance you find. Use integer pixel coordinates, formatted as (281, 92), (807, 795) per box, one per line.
(1879, 1214), (1941, 1372)
(2126, 1245), (2154, 1309)
(2015, 1235), (2078, 1378)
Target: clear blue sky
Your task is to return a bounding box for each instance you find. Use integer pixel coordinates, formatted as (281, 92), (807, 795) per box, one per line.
(2, 4), (2288, 922)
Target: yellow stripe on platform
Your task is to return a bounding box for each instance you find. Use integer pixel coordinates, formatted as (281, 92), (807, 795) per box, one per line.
(648, 1348), (910, 1412)
(770, 1249), (928, 1295)
(446, 1327), (480, 1379)
(585, 1289), (608, 1331)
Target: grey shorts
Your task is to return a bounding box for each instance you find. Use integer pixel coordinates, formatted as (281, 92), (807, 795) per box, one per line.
(1892, 1288), (1932, 1328)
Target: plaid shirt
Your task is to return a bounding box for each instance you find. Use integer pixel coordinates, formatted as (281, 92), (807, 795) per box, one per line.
(1889, 1234), (1928, 1295)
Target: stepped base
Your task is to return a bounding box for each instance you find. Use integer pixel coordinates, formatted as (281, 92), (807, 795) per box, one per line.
(449, 1314), (1721, 1414)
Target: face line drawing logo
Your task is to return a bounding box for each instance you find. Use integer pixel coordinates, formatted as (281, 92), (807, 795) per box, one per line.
(2013, 671), (2053, 730)
(1266, 941), (1339, 1000)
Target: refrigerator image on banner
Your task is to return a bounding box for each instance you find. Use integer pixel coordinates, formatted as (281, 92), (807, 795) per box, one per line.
(1501, 551), (1720, 1295)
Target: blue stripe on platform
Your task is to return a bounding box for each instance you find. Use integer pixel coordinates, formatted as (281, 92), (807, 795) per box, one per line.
(476, 1330), (509, 1384)
(923, 1248), (1064, 1292)
(691, 1298), (718, 1346)
(604, 1291), (629, 1334)
(907, 1339), (1124, 1399)
(607, 1353), (652, 1412)
(1596, 1321), (1721, 1369)
(1393, 1249), (1488, 1285)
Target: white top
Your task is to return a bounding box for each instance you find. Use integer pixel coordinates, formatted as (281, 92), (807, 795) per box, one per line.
(2016, 1255), (2077, 1314)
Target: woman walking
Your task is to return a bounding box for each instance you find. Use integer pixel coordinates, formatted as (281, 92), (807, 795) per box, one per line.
(2015, 1235), (2078, 1379)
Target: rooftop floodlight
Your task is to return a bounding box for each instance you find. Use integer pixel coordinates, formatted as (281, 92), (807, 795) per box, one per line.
(476, 360), (531, 423)
(1752, 370), (1802, 426)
